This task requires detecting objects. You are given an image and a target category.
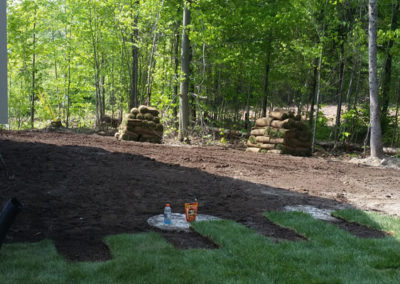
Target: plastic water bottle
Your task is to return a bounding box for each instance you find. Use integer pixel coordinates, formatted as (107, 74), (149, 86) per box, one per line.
(164, 203), (172, 225)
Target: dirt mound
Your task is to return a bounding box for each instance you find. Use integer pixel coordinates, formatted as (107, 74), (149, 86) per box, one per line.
(349, 156), (400, 170)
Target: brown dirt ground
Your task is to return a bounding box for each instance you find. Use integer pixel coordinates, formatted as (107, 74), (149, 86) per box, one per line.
(0, 130), (398, 261)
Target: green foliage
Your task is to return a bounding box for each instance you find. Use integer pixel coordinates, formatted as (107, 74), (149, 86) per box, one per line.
(339, 131), (351, 142)
(340, 106), (369, 144)
(4, 0), (400, 147)
(218, 128), (227, 144)
(380, 112), (400, 147)
(315, 111), (332, 141)
(317, 111), (329, 127)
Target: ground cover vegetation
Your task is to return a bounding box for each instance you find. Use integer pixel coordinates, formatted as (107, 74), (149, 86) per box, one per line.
(1, 209), (400, 283)
(5, 0), (400, 148)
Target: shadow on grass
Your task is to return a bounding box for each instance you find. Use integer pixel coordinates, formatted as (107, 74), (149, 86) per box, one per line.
(1, 211), (400, 283)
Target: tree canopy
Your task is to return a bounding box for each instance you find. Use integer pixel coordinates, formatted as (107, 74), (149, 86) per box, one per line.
(5, 0), (400, 148)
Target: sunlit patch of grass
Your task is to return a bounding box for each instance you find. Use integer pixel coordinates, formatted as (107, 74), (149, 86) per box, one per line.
(1, 209), (400, 283)
(333, 209), (400, 238)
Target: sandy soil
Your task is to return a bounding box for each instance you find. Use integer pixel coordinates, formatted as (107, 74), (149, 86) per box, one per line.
(0, 130), (398, 261)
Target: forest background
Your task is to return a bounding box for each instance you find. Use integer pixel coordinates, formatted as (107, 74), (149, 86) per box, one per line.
(4, 0), (400, 148)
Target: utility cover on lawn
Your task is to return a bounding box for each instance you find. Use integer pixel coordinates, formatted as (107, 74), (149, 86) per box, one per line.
(147, 213), (221, 232)
(284, 205), (337, 221)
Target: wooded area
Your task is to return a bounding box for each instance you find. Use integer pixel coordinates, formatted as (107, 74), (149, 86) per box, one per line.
(4, 0), (400, 150)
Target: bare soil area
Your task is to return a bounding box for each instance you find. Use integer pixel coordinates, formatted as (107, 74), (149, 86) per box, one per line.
(0, 130), (398, 261)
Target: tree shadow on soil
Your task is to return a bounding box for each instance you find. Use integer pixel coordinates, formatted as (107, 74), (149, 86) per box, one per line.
(0, 138), (388, 261)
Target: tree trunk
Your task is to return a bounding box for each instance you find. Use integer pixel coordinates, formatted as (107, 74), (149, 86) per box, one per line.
(381, 50), (393, 123)
(88, 5), (101, 127)
(311, 51), (323, 153)
(30, 22), (36, 129)
(350, 62), (362, 143)
(66, 26), (72, 128)
(245, 90), (251, 132)
(190, 81), (196, 123)
(334, 44), (346, 149)
(308, 59), (318, 127)
(100, 55), (106, 119)
(346, 62), (355, 111)
(213, 68), (221, 121)
(94, 69), (100, 127)
(52, 31), (60, 116)
(391, 84), (400, 147)
(119, 46), (124, 122)
(65, 23), (72, 128)
(368, 0), (383, 158)
(352, 59), (362, 110)
(173, 24), (179, 123)
(129, 3), (139, 109)
(178, 2), (191, 141)
(0, 0), (7, 125)
(261, 48), (271, 117)
(101, 74), (105, 118)
(145, 0), (164, 105)
(381, 0), (399, 120)
(66, 57), (71, 128)
(110, 50), (115, 121)
(145, 31), (157, 105)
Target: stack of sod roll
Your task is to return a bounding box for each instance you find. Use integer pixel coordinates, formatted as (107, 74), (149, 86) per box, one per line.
(115, 105), (163, 143)
(246, 109), (312, 156)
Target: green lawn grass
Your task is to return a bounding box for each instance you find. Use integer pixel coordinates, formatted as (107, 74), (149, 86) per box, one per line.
(1, 209), (400, 283)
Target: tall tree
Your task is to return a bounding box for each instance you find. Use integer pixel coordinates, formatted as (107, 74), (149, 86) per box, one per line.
(368, 0), (383, 158)
(88, 1), (102, 126)
(261, 43), (272, 118)
(129, 1), (139, 109)
(30, 21), (36, 129)
(145, 0), (165, 105)
(0, 0), (7, 124)
(310, 0), (329, 153)
(178, 1), (191, 141)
